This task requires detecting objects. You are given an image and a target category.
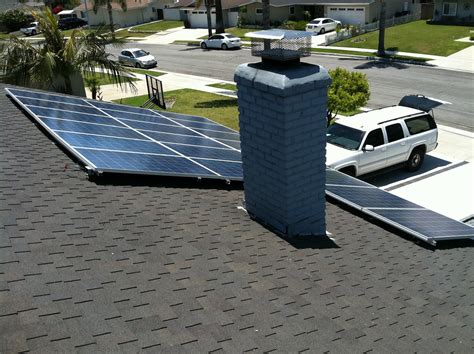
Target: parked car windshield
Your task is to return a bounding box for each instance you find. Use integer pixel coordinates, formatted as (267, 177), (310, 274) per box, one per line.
(133, 50), (148, 58)
(327, 124), (364, 150)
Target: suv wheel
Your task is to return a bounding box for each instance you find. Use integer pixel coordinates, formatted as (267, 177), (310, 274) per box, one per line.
(31, 29), (36, 35)
(406, 147), (425, 172)
(339, 166), (356, 177)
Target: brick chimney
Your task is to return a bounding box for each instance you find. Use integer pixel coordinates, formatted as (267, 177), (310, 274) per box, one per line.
(235, 30), (331, 237)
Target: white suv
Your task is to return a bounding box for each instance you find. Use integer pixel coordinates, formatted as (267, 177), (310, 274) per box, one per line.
(326, 95), (449, 177)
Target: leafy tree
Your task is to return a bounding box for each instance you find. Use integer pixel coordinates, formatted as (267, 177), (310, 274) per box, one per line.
(92, 0), (127, 39)
(327, 67), (370, 125)
(0, 8), (135, 97)
(262, 0), (270, 29)
(0, 9), (30, 32)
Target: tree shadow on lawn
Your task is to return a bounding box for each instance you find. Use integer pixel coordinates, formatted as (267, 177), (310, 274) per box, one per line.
(195, 99), (238, 108)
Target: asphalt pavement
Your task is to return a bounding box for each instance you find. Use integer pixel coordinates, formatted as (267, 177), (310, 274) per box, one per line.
(108, 44), (474, 131)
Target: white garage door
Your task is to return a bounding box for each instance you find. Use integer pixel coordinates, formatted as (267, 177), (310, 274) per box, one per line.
(326, 7), (365, 25)
(188, 11), (216, 28)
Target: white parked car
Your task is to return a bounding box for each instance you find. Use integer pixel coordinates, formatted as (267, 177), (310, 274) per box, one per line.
(306, 18), (341, 34)
(118, 48), (157, 68)
(326, 95), (450, 177)
(20, 21), (40, 36)
(200, 33), (241, 50)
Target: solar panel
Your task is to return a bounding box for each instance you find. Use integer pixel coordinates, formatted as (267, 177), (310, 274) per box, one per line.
(7, 87), (473, 245)
(326, 169), (474, 245)
(6, 87), (243, 181)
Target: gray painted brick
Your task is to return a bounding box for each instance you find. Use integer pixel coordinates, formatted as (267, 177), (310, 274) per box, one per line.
(235, 61), (331, 237)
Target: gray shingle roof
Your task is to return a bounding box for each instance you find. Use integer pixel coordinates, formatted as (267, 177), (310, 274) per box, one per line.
(0, 84), (473, 352)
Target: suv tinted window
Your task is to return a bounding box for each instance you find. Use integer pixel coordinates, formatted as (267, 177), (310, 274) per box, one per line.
(405, 114), (436, 135)
(385, 123), (404, 142)
(364, 128), (384, 147)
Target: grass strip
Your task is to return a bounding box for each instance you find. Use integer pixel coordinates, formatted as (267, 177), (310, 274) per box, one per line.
(113, 89), (240, 131)
(207, 83), (237, 91)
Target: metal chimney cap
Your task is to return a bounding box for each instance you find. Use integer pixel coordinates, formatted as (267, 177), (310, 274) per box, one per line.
(246, 29), (312, 40)
(247, 29), (312, 62)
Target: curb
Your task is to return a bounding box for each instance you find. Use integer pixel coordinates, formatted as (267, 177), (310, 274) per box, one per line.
(310, 50), (436, 68)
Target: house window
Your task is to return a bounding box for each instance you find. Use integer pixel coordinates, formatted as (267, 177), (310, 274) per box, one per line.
(356, 8), (364, 11)
(347, 8), (354, 11)
(329, 8), (337, 11)
(338, 8), (346, 11)
(289, 6), (295, 15)
(442, 2), (457, 16)
(184, 10), (188, 14)
(152, 7), (156, 12)
(256, 8), (263, 15)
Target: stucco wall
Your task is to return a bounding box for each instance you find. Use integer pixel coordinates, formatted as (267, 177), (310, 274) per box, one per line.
(241, 3), (305, 25)
(75, 6), (157, 27)
(434, 0), (474, 21)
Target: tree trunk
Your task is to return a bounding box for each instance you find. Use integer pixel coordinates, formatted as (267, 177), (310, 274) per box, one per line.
(107, 0), (115, 39)
(205, 0), (213, 38)
(377, 0), (386, 56)
(215, 0), (225, 34)
(262, 0), (270, 29)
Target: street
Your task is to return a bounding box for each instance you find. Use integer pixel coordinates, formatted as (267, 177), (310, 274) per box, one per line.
(108, 44), (474, 131)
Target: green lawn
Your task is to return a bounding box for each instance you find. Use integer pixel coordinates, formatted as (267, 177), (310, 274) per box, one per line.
(129, 68), (166, 77)
(131, 20), (184, 32)
(84, 72), (139, 86)
(311, 47), (431, 62)
(333, 20), (473, 56)
(207, 82), (237, 91)
(115, 89), (239, 131)
(224, 27), (251, 41)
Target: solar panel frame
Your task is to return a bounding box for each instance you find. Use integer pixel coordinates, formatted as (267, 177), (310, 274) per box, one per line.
(326, 168), (474, 245)
(6, 87), (243, 181)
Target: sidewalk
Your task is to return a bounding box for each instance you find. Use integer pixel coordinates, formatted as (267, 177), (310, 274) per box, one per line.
(86, 69), (236, 101)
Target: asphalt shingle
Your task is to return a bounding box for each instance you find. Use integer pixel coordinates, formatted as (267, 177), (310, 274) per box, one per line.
(0, 85), (473, 352)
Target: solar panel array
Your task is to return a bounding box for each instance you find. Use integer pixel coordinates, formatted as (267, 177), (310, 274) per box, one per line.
(326, 169), (474, 245)
(6, 87), (473, 246)
(6, 87), (243, 181)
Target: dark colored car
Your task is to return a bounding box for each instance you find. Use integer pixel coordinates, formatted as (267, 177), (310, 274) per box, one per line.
(58, 17), (88, 30)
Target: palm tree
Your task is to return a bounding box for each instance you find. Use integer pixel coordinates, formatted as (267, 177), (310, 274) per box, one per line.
(262, 0), (270, 29)
(195, 0), (213, 38)
(215, 0), (225, 34)
(377, 0), (386, 56)
(0, 8), (135, 97)
(92, 0), (128, 39)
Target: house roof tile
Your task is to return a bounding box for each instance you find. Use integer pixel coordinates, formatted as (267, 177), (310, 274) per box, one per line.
(1, 84), (473, 352)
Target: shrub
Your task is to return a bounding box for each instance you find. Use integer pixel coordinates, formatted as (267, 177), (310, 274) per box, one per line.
(279, 20), (307, 31)
(0, 9), (30, 32)
(470, 30), (474, 41)
(327, 67), (370, 125)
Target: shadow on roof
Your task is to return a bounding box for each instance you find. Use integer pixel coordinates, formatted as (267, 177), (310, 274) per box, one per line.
(92, 172), (244, 191)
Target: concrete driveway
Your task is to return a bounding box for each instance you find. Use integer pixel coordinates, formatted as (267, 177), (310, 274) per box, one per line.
(428, 45), (474, 72)
(139, 28), (209, 45)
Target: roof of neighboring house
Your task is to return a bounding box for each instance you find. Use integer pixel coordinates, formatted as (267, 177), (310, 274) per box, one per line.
(220, 0), (374, 7)
(166, 0), (195, 9)
(74, 0), (155, 12)
(1, 83), (473, 352)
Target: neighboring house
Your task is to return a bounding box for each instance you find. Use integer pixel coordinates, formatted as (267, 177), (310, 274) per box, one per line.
(0, 0), (45, 13)
(73, 0), (163, 27)
(176, 0), (246, 28)
(432, 0), (474, 22)
(239, 0), (420, 26)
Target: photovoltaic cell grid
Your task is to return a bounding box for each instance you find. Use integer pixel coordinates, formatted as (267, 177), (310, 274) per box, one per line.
(6, 88), (473, 246)
(326, 169), (474, 245)
(6, 87), (243, 181)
